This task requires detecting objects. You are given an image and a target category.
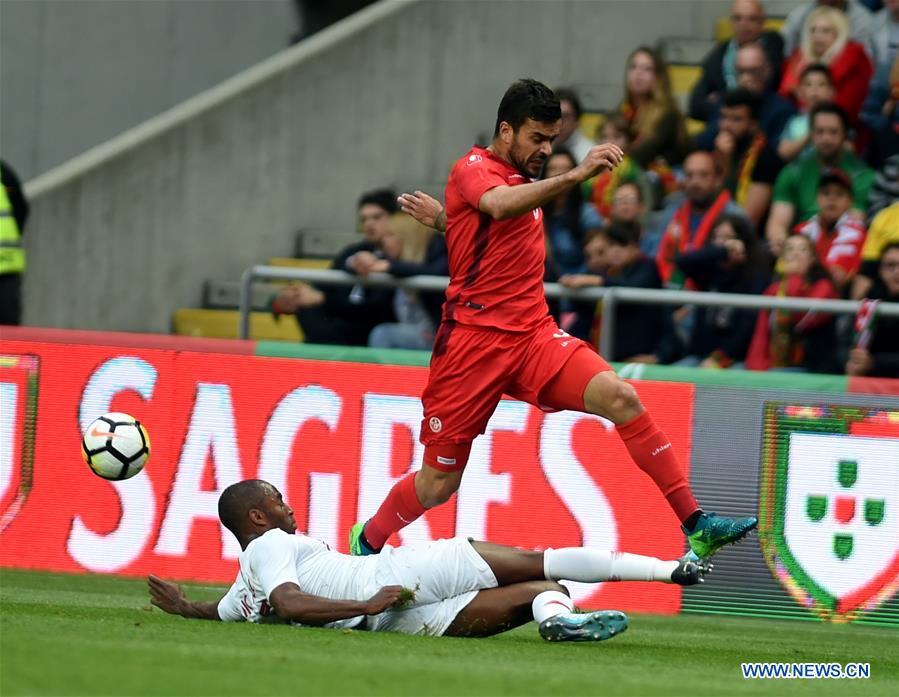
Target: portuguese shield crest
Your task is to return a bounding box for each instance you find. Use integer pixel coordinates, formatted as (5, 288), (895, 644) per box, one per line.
(759, 404), (899, 622)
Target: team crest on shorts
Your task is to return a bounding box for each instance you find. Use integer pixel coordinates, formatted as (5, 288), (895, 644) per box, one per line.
(429, 416), (443, 433)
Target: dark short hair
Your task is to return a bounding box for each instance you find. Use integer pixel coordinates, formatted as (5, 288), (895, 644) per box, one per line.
(722, 87), (762, 121)
(494, 79), (561, 136)
(810, 102), (849, 135)
(218, 480), (272, 537)
(799, 62), (833, 85)
(554, 87), (583, 119)
(357, 188), (398, 214)
(599, 222), (640, 247)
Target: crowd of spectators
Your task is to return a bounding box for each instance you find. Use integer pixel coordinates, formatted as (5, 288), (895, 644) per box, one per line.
(272, 0), (898, 377)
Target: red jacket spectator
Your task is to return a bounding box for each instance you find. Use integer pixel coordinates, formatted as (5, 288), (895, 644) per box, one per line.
(794, 212), (866, 283)
(780, 41), (873, 121)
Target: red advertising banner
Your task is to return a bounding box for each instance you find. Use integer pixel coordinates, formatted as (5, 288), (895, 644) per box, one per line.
(0, 339), (693, 613)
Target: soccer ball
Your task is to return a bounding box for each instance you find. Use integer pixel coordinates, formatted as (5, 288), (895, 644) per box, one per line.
(81, 412), (151, 481)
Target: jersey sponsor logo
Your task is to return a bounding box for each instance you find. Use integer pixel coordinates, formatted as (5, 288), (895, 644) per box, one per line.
(758, 403), (899, 622)
(429, 416), (443, 433)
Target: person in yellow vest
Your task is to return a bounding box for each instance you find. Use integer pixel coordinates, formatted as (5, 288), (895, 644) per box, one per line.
(0, 160), (28, 326)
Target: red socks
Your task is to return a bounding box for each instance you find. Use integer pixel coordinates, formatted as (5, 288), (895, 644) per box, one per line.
(615, 411), (699, 523)
(364, 472), (427, 550)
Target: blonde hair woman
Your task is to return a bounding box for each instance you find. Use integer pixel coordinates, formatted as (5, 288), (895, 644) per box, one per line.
(350, 211), (449, 350)
(617, 46), (690, 176)
(779, 6), (873, 122)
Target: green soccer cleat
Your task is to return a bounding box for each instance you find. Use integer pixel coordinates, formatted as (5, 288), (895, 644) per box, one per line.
(349, 521), (378, 556)
(684, 512), (757, 560)
(538, 610), (628, 643)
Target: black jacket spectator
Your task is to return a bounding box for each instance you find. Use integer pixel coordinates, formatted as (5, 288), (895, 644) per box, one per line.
(296, 240), (396, 345)
(383, 232), (449, 329)
(676, 245), (770, 364)
(690, 32), (785, 122)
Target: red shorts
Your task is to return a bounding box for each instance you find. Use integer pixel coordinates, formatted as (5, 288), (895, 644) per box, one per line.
(420, 315), (611, 449)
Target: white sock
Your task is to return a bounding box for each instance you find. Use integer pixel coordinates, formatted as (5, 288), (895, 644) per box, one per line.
(532, 590), (573, 624)
(544, 548), (678, 583)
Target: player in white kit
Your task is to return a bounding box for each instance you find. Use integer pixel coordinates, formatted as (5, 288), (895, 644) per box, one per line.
(148, 480), (708, 642)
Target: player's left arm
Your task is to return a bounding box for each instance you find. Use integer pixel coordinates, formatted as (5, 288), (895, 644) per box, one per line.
(147, 575), (222, 621)
(478, 144), (623, 220)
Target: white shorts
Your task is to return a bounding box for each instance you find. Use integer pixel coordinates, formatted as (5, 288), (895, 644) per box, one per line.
(368, 537), (499, 636)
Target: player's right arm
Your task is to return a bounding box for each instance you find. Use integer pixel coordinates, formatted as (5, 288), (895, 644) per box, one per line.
(478, 144), (624, 220)
(268, 583), (406, 625)
(147, 575), (222, 621)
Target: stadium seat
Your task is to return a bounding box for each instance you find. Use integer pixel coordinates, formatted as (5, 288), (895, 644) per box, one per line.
(668, 64), (702, 99)
(267, 257), (332, 269)
(172, 308), (303, 342)
(715, 16), (785, 43)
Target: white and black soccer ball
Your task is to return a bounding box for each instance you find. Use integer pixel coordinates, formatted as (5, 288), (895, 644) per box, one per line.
(81, 412), (151, 481)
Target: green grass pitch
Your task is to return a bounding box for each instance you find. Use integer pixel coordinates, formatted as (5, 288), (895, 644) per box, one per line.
(2, 568), (897, 696)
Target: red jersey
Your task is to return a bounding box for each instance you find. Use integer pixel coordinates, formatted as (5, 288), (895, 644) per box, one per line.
(442, 145), (549, 332)
(794, 213), (866, 278)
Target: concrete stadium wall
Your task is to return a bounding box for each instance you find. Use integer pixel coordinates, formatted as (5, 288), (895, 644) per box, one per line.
(20, 0), (802, 333)
(1, 0), (297, 181)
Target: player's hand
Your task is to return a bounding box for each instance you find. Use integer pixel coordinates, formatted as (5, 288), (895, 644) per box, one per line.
(559, 273), (603, 289)
(576, 144), (624, 180)
(148, 575), (189, 616)
(398, 191), (444, 230)
(846, 347), (873, 376)
(364, 586), (407, 615)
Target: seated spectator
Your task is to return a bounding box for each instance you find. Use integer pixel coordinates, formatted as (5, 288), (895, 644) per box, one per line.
(712, 88), (785, 229)
(870, 0), (899, 69)
(617, 46), (690, 195)
(766, 103), (875, 256)
(846, 241), (899, 377)
(271, 189), (397, 345)
(673, 214), (770, 368)
(781, 0), (875, 57)
(746, 234), (840, 372)
(779, 6), (874, 125)
(542, 149), (603, 274)
(860, 56), (899, 197)
(559, 225), (677, 363)
(652, 151), (748, 288)
(608, 182), (651, 255)
(554, 87), (596, 163)
(689, 0), (785, 122)
(851, 201), (899, 297)
(778, 63), (837, 161)
(351, 213), (448, 350)
(696, 43), (797, 150)
(793, 168), (867, 292)
(585, 114), (651, 218)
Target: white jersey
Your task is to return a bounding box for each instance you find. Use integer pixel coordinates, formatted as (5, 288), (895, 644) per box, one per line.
(216, 529), (498, 636)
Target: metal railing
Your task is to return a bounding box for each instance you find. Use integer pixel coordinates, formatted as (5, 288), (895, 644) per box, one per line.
(239, 265), (899, 357)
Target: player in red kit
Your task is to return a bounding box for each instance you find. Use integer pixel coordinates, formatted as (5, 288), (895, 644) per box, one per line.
(349, 79), (756, 561)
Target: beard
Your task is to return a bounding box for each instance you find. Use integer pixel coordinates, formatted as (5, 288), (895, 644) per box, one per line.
(509, 143), (545, 178)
